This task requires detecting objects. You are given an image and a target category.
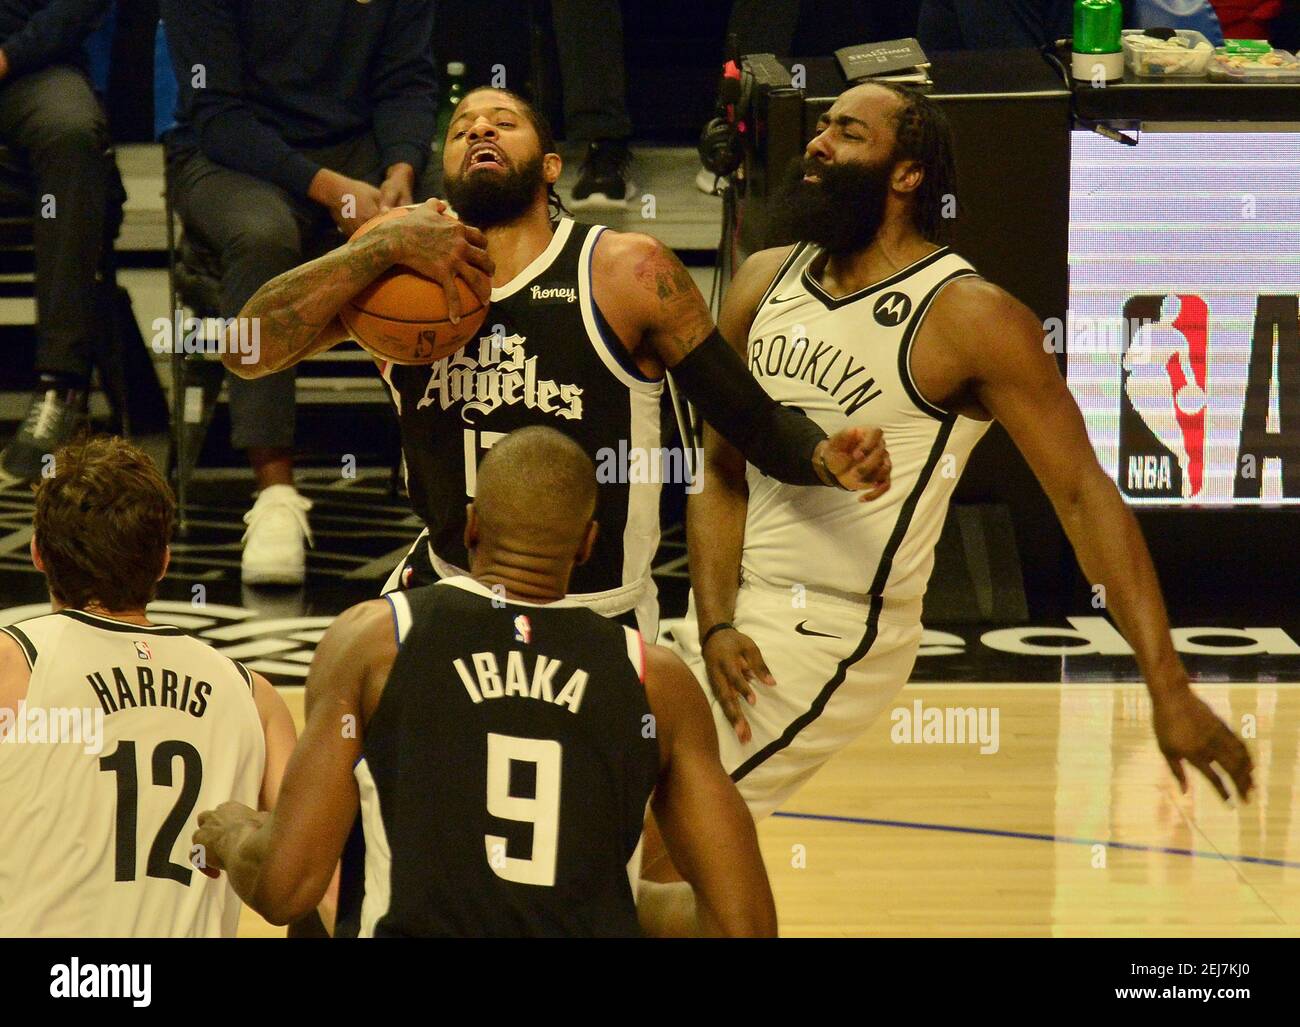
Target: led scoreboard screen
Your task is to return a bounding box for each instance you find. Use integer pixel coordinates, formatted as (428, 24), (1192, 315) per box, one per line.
(1067, 131), (1300, 506)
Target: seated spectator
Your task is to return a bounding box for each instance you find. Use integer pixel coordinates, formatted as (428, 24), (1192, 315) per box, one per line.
(0, 0), (115, 484)
(551, 0), (636, 208)
(162, 0), (436, 586)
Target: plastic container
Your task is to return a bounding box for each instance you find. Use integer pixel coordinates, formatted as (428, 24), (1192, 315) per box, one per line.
(1121, 29), (1214, 77)
(1209, 47), (1300, 81)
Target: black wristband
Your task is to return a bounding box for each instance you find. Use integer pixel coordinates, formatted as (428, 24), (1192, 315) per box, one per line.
(701, 621), (735, 647)
(669, 329), (827, 486)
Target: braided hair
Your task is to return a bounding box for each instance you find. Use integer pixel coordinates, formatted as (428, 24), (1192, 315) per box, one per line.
(865, 81), (958, 244)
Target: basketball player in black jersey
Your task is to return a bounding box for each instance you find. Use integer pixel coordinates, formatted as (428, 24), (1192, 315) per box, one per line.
(223, 86), (891, 637)
(194, 427), (776, 937)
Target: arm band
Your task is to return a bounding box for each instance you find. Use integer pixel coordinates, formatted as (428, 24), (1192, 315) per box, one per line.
(669, 329), (826, 486)
(701, 622), (736, 648)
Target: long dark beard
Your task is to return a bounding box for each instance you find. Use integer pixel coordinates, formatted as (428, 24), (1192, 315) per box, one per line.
(444, 152), (546, 229)
(768, 154), (894, 255)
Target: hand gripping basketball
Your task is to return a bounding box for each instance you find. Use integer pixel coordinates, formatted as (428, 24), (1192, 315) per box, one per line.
(340, 201), (494, 365)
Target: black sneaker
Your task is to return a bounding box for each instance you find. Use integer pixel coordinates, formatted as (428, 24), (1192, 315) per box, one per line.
(0, 388), (89, 484)
(569, 140), (635, 209)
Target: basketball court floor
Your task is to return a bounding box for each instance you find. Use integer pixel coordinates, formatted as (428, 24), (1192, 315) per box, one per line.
(231, 680), (1300, 938)
(0, 472), (1294, 939)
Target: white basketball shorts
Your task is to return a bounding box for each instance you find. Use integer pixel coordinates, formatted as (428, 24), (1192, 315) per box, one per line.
(672, 579), (923, 821)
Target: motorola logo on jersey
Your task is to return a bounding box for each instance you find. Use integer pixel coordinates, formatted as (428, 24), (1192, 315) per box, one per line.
(873, 291), (912, 327)
(1118, 293), (1298, 502)
(416, 331), (584, 424)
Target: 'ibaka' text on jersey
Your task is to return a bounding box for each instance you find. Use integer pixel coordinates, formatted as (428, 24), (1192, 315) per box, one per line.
(86, 665), (212, 719)
(453, 649), (589, 714)
(416, 333), (584, 423)
(749, 334), (884, 414)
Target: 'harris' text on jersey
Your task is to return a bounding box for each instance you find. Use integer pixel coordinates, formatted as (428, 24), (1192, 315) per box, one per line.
(86, 665), (211, 719)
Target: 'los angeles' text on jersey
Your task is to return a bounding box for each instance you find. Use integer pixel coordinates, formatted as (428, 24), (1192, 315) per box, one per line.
(379, 220), (664, 621)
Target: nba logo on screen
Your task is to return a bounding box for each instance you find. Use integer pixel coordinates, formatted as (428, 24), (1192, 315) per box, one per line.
(513, 615), (532, 644)
(1118, 295), (1209, 499)
(1118, 293), (1299, 502)
(133, 641), (152, 661)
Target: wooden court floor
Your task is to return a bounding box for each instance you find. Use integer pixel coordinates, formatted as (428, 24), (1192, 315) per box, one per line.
(243, 681), (1300, 938)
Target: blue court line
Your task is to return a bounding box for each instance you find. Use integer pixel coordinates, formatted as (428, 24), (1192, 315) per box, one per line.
(771, 810), (1300, 870)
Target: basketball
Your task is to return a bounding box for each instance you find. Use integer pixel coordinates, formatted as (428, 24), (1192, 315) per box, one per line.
(340, 206), (488, 365)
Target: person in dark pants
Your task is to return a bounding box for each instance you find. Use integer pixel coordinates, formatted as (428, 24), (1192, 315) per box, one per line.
(0, 0), (114, 484)
(162, 0), (436, 586)
(550, 0), (636, 209)
(918, 0), (1073, 50)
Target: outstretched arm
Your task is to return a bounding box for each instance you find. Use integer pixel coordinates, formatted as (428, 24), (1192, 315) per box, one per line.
(933, 279), (1254, 802)
(224, 200), (493, 379)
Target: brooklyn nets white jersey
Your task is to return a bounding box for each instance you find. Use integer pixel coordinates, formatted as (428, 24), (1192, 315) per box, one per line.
(741, 243), (991, 603)
(0, 610), (265, 937)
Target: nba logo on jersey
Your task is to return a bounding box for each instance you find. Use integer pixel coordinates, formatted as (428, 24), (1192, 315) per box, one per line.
(133, 640), (152, 661)
(513, 614), (532, 644)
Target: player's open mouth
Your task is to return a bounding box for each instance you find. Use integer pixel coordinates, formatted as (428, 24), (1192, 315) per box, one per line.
(466, 144), (506, 172)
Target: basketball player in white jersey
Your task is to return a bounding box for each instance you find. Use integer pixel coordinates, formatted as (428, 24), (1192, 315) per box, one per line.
(0, 437), (296, 937)
(644, 82), (1252, 868)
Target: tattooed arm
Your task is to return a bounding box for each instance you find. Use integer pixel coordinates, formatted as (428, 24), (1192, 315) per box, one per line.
(591, 231), (891, 492)
(592, 231), (716, 372)
(223, 199), (494, 380)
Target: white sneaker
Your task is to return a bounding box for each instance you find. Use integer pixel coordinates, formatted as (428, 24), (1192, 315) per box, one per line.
(241, 484), (314, 586)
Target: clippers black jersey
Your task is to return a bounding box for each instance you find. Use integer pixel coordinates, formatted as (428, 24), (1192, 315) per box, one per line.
(348, 576), (659, 938)
(379, 219), (665, 620)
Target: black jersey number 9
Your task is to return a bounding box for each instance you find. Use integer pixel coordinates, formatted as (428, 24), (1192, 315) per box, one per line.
(99, 739), (204, 886)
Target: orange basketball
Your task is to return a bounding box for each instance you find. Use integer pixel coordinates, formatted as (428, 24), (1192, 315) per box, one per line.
(340, 206), (489, 365)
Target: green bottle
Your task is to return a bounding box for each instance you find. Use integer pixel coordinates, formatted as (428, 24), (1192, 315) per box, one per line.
(433, 61), (467, 153)
(1072, 0), (1124, 81)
